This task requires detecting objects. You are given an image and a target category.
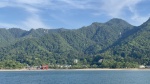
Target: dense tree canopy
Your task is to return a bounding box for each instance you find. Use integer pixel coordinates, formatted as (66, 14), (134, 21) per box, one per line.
(0, 18), (150, 69)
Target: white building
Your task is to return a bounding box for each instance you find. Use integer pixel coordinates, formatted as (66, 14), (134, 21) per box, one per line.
(74, 59), (78, 63)
(139, 65), (145, 69)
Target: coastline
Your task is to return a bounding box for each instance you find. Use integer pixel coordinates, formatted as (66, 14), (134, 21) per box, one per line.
(0, 68), (150, 71)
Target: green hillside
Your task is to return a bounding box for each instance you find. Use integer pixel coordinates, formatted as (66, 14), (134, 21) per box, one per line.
(97, 18), (150, 68)
(1, 18), (150, 69)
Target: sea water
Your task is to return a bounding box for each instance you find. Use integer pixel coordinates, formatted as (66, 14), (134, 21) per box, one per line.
(0, 70), (150, 84)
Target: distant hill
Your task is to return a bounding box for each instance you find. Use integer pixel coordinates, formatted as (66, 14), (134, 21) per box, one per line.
(0, 18), (150, 69)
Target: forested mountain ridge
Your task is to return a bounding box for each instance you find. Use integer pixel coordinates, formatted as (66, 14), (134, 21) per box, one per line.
(0, 18), (149, 69)
(98, 18), (150, 68)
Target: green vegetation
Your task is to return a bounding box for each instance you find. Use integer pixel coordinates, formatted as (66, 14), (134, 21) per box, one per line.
(0, 60), (24, 69)
(0, 18), (150, 69)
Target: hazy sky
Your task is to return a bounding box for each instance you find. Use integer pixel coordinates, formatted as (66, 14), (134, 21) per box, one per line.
(0, 0), (150, 30)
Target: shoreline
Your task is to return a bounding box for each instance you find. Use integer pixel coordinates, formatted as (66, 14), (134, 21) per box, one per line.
(0, 68), (150, 71)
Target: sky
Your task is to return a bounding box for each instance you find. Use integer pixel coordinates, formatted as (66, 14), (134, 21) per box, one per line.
(0, 0), (150, 30)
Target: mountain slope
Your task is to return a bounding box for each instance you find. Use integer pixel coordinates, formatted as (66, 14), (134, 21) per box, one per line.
(78, 18), (134, 54)
(1, 18), (149, 68)
(0, 28), (16, 47)
(99, 18), (150, 67)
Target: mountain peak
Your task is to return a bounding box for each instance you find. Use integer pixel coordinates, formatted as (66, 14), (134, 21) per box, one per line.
(90, 22), (103, 27)
(107, 18), (127, 23)
(106, 18), (132, 26)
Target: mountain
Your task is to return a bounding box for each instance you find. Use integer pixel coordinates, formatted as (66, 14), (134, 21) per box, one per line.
(98, 18), (150, 68)
(78, 18), (133, 53)
(0, 18), (150, 69)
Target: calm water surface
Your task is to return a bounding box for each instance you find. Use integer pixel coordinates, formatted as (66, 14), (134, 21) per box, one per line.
(0, 70), (150, 84)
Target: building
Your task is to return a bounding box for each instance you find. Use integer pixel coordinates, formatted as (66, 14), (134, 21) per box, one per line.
(145, 66), (150, 68)
(139, 65), (145, 69)
(74, 59), (78, 63)
(41, 65), (48, 70)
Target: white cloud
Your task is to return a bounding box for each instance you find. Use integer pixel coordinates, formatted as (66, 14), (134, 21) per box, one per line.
(0, 14), (49, 30)
(131, 15), (149, 25)
(60, 0), (92, 9)
(0, 0), (51, 30)
(0, 0), (149, 29)
(97, 0), (150, 25)
(0, 1), (10, 8)
(11, 0), (47, 13)
(55, 0), (149, 25)
(22, 14), (49, 30)
(126, 0), (150, 25)
(21, 5), (40, 14)
(14, 0), (50, 6)
(99, 0), (142, 17)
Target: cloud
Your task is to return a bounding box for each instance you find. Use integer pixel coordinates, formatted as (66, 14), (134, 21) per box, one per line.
(0, 13), (49, 30)
(17, 0), (50, 29)
(60, 0), (92, 9)
(22, 14), (49, 30)
(0, 1), (10, 8)
(52, 0), (149, 26)
(126, 0), (150, 25)
(0, 14), (49, 30)
(11, 0), (47, 13)
(99, 0), (141, 17)
(0, 0), (40, 13)
(15, 0), (44, 4)
(96, 0), (150, 25)
(0, 0), (50, 30)
(0, 0), (149, 29)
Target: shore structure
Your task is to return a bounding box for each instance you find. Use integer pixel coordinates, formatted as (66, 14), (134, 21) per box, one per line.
(0, 68), (150, 72)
